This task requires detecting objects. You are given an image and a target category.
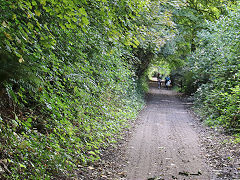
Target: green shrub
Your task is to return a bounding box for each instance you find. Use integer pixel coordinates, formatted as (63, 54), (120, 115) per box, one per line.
(191, 6), (240, 132)
(0, 0), (146, 178)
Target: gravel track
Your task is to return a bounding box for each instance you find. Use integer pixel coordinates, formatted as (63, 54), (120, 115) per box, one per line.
(125, 83), (210, 180)
(79, 81), (240, 180)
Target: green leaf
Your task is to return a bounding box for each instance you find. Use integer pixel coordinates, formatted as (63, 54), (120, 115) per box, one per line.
(27, 118), (32, 123)
(72, 17), (78, 22)
(40, 0), (46, 6)
(81, 16), (89, 25)
(89, 151), (96, 156)
(79, 7), (87, 16)
(32, 1), (37, 6)
(19, 163), (26, 168)
(27, 22), (34, 30)
(35, 10), (41, 16)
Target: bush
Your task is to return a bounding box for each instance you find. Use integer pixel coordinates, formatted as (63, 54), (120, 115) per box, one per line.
(0, 0), (146, 178)
(190, 6), (240, 132)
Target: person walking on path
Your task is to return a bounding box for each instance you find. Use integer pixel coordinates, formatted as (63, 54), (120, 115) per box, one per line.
(157, 73), (162, 89)
(165, 76), (170, 89)
(166, 79), (171, 89)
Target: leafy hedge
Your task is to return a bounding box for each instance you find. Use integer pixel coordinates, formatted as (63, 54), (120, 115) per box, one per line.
(0, 0), (147, 179)
(168, 2), (239, 132)
(188, 7), (240, 131)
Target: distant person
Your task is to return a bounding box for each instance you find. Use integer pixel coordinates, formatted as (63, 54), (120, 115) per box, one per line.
(157, 73), (161, 89)
(166, 79), (171, 89)
(165, 76), (170, 87)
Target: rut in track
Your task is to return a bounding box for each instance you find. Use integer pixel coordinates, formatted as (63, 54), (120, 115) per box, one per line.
(125, 82), (210, 180)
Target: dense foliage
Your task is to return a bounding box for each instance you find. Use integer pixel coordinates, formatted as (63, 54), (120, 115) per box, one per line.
(1, 0), (238, 178)
(0, 0), (148, 179)
(169, 2), (239, 132)
(190, 7), (240, 131)
(145, 0), (239, 132)
(0, 0), (179, 179)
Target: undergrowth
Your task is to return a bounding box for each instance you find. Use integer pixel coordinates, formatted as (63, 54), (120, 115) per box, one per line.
(0, 0), (147, 178)
(0, 52), (145, 179)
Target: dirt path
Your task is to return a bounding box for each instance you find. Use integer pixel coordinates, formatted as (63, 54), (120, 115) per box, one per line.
(79, 81), (239, 179)
(125, 82), (210, 180)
